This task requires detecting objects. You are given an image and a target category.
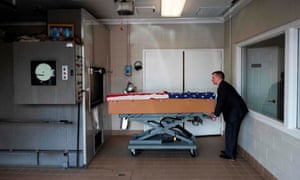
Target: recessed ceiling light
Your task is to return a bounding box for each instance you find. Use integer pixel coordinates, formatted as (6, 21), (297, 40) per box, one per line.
(161, 0), (186, 17)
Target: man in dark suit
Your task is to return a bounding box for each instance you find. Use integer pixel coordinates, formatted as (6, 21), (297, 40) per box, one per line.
(209, 71), (248, 160)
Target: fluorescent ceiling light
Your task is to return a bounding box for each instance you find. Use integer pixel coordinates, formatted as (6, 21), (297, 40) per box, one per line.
(161, 0), (186, 17)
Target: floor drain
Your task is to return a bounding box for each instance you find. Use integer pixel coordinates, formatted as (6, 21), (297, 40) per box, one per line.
(118, 173), (126, 176)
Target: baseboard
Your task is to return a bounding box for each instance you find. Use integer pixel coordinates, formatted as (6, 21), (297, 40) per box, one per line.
(112, 130), (143, 136)
(237, 145), (277, 180)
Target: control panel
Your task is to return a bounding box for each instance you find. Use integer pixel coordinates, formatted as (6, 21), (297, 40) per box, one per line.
(75, 45), (83, 103)
(13, 41), (83, 104)
(62, 65), (68, 80)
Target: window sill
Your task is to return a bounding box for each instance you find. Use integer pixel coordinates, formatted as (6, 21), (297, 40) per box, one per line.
(249, 110), (300, 140)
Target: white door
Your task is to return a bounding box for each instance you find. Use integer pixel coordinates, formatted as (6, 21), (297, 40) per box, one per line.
(184, 49), (223, 136)
(246, 47), (279, 119)
(143, 50), (183, 92)
(184, 49), (222, 92)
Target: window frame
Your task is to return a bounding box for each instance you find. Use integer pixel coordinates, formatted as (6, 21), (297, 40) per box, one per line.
(235, 19), (300, 139)
(298, 29), (300, 129)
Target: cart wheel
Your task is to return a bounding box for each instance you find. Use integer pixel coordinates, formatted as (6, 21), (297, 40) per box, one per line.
(130, 149), (137, 156)
(190, 149), (197, 157)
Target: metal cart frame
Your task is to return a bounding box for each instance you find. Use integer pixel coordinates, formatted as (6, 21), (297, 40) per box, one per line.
(119, 113), (207, 157)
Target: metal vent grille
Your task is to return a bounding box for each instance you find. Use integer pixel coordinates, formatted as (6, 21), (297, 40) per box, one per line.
(196, 7), (230, 17)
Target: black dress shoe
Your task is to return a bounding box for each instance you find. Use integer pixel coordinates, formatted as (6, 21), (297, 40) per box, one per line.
(220, 150), (226, 154)
(219, 154), (235, 161)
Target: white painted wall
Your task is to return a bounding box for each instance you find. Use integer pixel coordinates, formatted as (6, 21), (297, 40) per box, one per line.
(109, 23), (224, 130)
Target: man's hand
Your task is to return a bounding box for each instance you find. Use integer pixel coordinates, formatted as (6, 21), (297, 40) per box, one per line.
(208, 113), (217, 122)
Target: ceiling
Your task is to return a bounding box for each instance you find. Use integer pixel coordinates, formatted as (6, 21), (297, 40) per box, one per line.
(0, 0), (250, 23)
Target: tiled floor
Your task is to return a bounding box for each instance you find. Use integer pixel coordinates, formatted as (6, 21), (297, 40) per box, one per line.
(0, 135), (264, 180)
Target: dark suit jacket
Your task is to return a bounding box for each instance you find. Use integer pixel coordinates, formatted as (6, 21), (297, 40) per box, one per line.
(214, 80), (248, 123)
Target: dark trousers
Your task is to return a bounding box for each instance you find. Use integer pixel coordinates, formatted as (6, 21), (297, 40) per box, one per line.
(225, 121), (242, 158)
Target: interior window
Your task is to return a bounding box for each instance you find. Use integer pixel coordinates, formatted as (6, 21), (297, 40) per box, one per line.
(242, 34), (285, 122)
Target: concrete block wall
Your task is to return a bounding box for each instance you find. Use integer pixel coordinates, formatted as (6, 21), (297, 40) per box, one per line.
(239, 114), (300, 179)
